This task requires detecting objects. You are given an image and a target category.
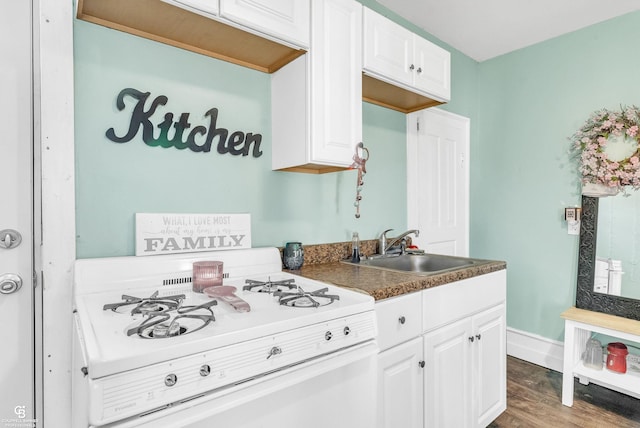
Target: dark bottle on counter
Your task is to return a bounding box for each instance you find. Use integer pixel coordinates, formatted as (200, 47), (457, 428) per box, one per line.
(351, 232), (361, 263)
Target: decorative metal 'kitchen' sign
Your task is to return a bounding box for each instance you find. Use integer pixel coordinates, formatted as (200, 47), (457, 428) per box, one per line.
(106, 88), (263, 158)
(135, 213), (251, 256)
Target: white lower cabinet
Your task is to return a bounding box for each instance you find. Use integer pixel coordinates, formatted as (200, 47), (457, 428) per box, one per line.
(473, 304), (507, 427)
(424, 303), (506, 428)
(375, 270), (507, 428)
(377, 338), (424, 428)
(423, 316), (473, 428)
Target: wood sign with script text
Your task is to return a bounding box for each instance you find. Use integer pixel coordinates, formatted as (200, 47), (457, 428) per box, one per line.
(135, 213), (251, 256)
(106, 88), (263, 158)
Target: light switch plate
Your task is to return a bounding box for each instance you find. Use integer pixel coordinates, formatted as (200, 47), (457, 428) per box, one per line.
(568, 220), (580, 235)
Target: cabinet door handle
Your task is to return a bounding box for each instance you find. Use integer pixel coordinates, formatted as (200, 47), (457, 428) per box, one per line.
(417, 67), (422, 74)
(476, 334), (482, 341)
(419, 360), (425, 368)
(398, 316), (406, 325)
(409, 64), (415, 71)
(468, 336), (474, 343)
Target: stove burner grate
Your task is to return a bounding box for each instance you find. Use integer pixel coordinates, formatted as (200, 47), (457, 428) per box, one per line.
(274, 287), (340, 308)
(127, 300), (218, 339)
(103, 291), (185, 315)
(243, 277), (298, 294)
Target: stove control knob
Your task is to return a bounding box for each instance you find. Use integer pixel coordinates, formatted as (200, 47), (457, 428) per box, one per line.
(343, 326), (351, 336)
(199, 365), (211, 377)
(267, 346), (282, 359)
(200, 364), (211, 377)
(325, 331), (332, 341)
(164, 373), (178, 387)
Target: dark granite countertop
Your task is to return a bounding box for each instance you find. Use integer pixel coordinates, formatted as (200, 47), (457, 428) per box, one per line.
(278, 239), (506, 301)
(287, 259), (507, 301)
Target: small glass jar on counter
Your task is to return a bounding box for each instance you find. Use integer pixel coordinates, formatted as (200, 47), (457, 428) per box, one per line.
(283, 242), (304, 270)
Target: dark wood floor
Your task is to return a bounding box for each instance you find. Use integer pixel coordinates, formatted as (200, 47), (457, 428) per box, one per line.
(489, 356), (640, 428)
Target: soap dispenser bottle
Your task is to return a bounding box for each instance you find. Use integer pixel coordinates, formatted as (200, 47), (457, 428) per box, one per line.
(351, 232), (361, 263)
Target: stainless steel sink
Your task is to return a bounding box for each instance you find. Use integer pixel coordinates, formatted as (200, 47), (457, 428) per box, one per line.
(342, 253), (488, 275)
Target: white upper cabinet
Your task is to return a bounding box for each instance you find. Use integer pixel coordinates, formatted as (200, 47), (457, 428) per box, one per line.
(220, 0), (310, 48)
(162, 0), (219, 17)
(362, 8), (451, 112)
(271, 0), (362, 173)
(81, 0), (306, 73)
(412, 35), (451, 101)
(363, 9), (414, 86)
(163, 0), (310, 48)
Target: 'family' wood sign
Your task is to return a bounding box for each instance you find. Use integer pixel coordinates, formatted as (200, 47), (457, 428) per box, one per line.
(135, 213), (252, 256)
(106, 88), (263, 157)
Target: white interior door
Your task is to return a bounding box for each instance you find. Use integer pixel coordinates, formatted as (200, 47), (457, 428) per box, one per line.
(407, 108), (469, 256)
(0, 0), (35, 423)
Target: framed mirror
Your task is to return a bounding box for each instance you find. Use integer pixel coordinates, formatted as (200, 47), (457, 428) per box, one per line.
(576, 195), (640, 320)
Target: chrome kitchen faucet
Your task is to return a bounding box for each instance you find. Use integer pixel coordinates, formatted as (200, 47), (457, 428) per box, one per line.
(378, 229), (420, 255)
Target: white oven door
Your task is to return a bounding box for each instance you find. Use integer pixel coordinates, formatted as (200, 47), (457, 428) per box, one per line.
(97, 341), (377, 428)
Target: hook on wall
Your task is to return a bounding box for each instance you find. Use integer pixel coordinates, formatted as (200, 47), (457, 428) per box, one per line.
(350, 142), (370, 219)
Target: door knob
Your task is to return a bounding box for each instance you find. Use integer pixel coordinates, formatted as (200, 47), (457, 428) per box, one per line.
(0, 274), (23, 294)
(0, 229), (22, 249)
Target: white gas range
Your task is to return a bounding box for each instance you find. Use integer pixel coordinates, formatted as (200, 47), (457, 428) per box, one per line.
(71, 247), (377, 428)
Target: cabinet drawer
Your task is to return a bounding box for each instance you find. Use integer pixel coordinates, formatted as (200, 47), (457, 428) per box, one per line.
(376, 292), (422, 351)
(422, 270), (506, 333)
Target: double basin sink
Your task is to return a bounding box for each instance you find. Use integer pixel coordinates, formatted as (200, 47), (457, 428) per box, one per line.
(342, 253), (489, 276)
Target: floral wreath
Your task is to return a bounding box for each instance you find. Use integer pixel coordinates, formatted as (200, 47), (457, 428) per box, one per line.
(571, 105), (640, 194)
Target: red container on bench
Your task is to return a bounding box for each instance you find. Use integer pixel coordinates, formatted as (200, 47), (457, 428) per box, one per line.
(606, 342), (628, 373)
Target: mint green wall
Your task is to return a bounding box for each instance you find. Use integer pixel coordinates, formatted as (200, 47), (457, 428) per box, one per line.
(73, 20), (410, 258)
(73, 3), (480, 259)
(473, 11), (640, 340)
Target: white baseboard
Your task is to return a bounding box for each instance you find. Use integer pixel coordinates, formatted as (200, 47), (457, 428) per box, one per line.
(507, 327), (564, 373)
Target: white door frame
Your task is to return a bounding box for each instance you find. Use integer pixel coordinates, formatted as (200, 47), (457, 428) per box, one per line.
(34, 0), (76, 426)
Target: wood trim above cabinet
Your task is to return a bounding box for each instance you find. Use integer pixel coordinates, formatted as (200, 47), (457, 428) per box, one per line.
(76, 0), (306, 73)
(274, 163), (349, 174)
(362, 74), (443, 114)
